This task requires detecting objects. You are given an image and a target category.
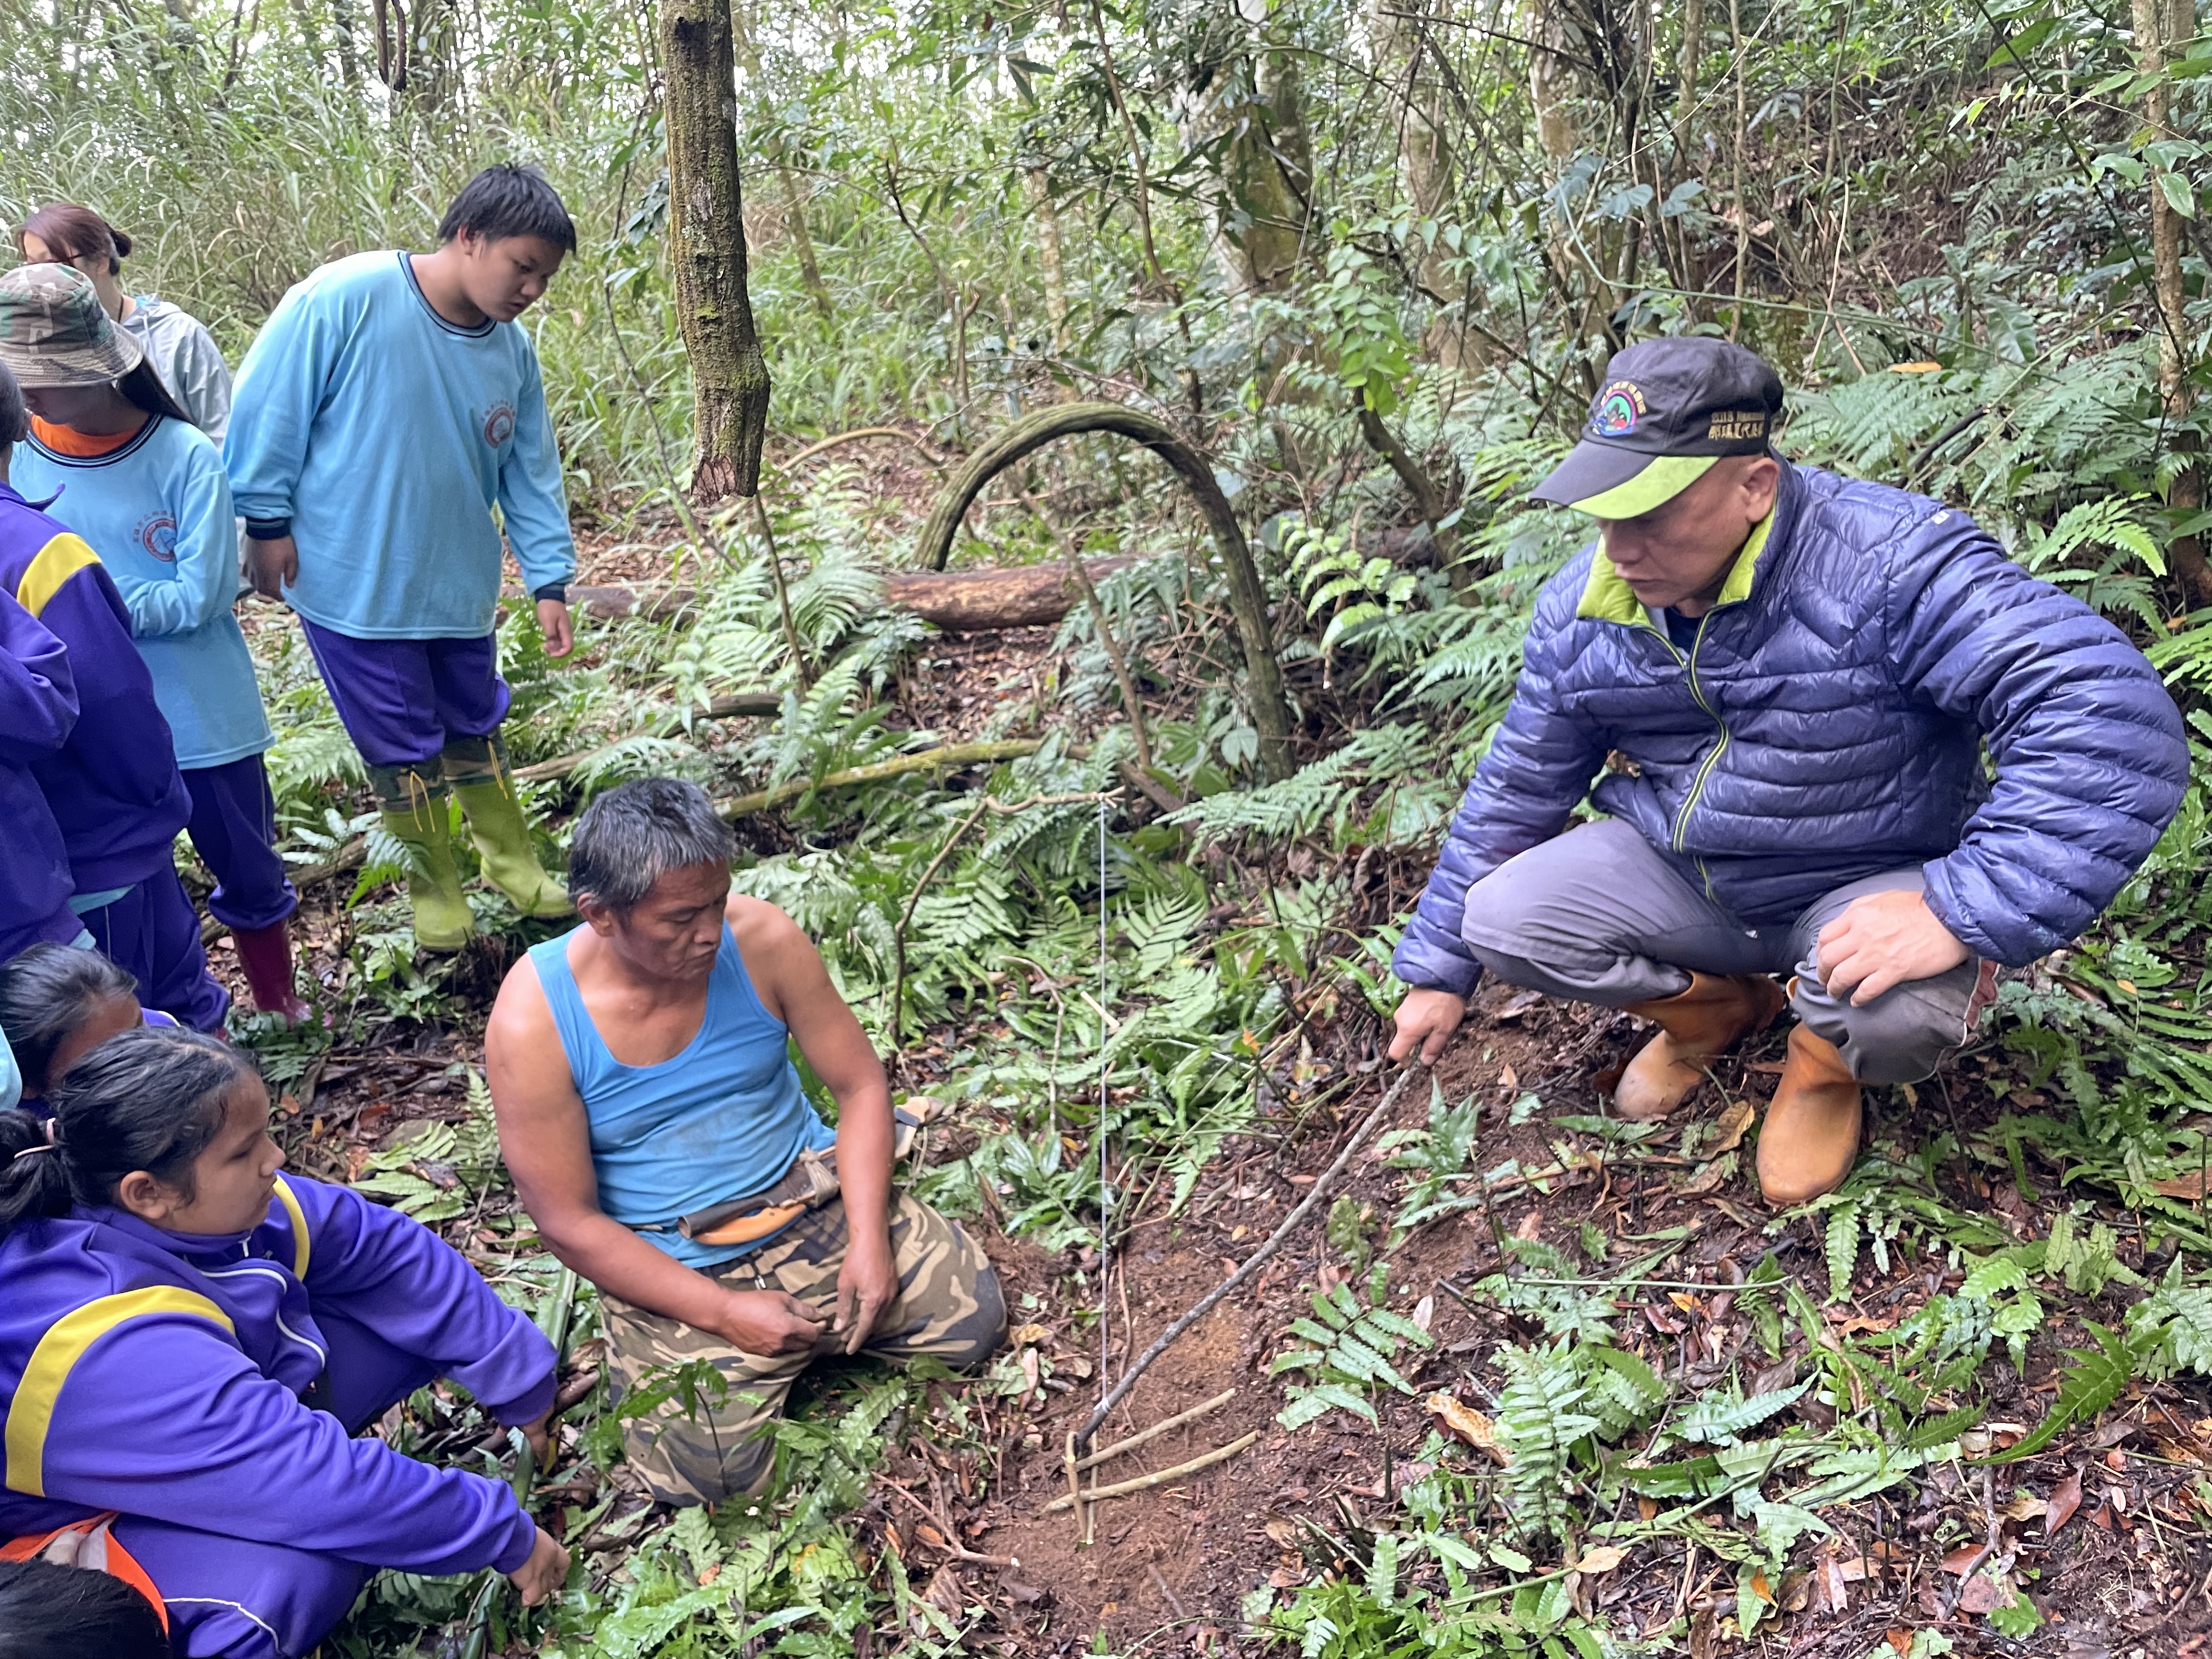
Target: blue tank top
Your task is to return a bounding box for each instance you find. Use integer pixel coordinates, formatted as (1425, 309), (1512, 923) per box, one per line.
(528, 923), (833, 1269)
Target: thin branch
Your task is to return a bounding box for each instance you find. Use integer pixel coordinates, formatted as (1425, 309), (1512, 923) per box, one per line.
(1075, 1063), (1423, 1449)
(1043, 1432), (1259, 1510)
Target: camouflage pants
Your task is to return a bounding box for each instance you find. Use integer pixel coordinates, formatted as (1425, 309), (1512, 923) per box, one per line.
(600, 1190), (1004, 1504)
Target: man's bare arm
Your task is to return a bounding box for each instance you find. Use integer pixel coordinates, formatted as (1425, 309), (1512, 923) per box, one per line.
(734, 896), (896, 1352)
(484, 955), (823, 1354)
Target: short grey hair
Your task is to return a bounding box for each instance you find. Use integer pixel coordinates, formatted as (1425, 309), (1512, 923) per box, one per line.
(569, 777), (737, 912)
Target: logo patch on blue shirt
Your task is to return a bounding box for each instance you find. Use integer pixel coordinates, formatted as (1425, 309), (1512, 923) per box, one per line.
(136, 513), (178, 562)
(482, 402), (517, 447)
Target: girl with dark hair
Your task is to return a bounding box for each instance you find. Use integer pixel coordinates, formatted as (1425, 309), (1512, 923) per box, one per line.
(0, 1025), (567, 1658)
(0, 282), (224, 1033)
(1, 262), (308, 1026)
(0, 1555), (171, 1658)
(0, 942), (175, 1111)
(17, 202), (232, 441)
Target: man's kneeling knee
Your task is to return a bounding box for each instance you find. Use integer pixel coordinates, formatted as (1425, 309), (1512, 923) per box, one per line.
(1788, 961), (1996, 1087)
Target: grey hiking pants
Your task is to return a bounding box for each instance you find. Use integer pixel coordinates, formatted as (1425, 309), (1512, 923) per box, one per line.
(1458, 819), (1998, 1084)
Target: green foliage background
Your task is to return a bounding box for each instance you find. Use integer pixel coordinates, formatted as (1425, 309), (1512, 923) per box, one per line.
(8, 0), (2212, 1651)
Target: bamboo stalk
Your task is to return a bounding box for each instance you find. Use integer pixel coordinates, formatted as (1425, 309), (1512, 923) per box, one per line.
(1043, 1432), (1260, 1511)
(719, 741), (1044, 819)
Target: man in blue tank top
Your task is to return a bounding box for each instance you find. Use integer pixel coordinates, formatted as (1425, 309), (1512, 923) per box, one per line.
(484, 778), (1005, 1503)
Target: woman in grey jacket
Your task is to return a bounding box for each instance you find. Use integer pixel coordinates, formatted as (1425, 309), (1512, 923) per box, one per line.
(16, 202), (231, 442)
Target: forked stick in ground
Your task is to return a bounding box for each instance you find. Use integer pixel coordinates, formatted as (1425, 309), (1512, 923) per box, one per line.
(1074, 1063), (1423, 1449)
(1043, 1431), (1260, 1511)
(1074, 1386), (1237, 1472)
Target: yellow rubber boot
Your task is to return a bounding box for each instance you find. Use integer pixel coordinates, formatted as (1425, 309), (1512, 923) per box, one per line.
(1614, 972), (1786, 1121)
(443, 735), (571, 919)
(370, 766), (475, 952)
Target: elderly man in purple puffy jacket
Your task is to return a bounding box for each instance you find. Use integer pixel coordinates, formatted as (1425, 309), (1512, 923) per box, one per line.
(1388, 338), (2190, 1205)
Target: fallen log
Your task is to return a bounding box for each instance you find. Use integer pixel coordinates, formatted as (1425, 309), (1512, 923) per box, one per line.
(573, 558), (1137, 633)
(882, 557), (1136, 630)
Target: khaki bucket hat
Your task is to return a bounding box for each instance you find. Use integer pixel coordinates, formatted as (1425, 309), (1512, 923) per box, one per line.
(0, 262), (143, 388)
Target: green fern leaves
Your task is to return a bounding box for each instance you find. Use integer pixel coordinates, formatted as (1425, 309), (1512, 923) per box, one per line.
(1273, 1271), (1437, 1429)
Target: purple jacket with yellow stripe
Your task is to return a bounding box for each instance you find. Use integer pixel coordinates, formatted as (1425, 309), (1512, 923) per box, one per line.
(0, 1172), (552, 1576)
(0, 584), (80, 959)
(0, 482), (191, 891)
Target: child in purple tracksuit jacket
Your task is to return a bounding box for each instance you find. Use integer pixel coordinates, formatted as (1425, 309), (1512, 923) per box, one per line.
(0, 1027), (569, 1657)
(0, 355), (229, 1031)
(0, 580), (82, 964)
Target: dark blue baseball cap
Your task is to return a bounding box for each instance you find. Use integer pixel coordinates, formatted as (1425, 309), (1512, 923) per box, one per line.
(1531, 337), (1785, 517)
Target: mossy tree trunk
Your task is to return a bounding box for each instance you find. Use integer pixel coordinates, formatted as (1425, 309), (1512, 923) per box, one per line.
(662, 0), (771, 499)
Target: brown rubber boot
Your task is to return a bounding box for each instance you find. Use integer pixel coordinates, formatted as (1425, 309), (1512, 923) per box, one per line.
(1614, 972), (1786, 1121)
(1756, 1023), (1864, 1205)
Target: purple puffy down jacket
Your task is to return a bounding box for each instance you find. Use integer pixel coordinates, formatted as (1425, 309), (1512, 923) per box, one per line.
(1392, 462), (2191, 996)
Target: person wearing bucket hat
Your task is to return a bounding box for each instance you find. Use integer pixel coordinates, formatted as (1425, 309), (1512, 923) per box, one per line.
(0, 292), (229, 1033)
(3, 264), (310, 1028)
(225, 164), (579, 953)
(16, 202), (233, 442)
(1385, 335), (2188, 1206)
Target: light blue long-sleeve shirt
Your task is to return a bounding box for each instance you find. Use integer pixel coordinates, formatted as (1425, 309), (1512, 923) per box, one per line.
(13, 417), (273, 770)
(223, 250), (576, 641)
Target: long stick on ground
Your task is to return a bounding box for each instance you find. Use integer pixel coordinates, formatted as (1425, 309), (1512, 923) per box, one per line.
(1074, 1063), (1421, 1450)
(1074, 1387), (1235, 1472)
(1043, 1431), (1260, 1511)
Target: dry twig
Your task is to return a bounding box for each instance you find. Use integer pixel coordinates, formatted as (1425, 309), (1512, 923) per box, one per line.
(1042, 1431), (1260, 1510)
(1075, 1064), (1421, 1449)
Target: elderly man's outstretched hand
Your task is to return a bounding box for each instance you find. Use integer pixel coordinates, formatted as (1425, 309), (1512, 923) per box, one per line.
(1816, 889), (1971, 1006)
(1390, 987), (1469, 1065)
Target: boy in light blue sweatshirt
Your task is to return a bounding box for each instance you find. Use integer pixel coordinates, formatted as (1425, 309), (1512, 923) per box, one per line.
(225, 165), (580, 951)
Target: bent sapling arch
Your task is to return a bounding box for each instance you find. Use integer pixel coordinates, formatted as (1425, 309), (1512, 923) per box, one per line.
(913, 402), (1295, 780)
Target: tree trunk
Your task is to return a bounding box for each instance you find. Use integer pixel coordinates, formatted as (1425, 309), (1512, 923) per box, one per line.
(777, 162), (833, 319)
(913, 403), (1296, 779)
(1219, 50), (1314, 292)
(2136, 0), (2211, 605)
(1527, 1), (1578, 165)
(662, 0), (771, 500)
(1025, 167), (1070, 347)
(1368, 0), (1453, 299)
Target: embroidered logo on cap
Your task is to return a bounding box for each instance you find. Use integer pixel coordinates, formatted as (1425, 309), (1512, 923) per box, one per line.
(1706, 409), (1769, 442)
(482, 402), (517, 447)
(1593, 380), (1646, 436)
(136, 512), (177, 562)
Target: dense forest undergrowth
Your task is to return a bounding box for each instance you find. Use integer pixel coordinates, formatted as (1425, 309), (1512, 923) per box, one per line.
(13, 0), (2212, 1652)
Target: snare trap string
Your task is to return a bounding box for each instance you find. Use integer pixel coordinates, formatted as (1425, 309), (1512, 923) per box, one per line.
(1097, 796), (1109, 1412)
